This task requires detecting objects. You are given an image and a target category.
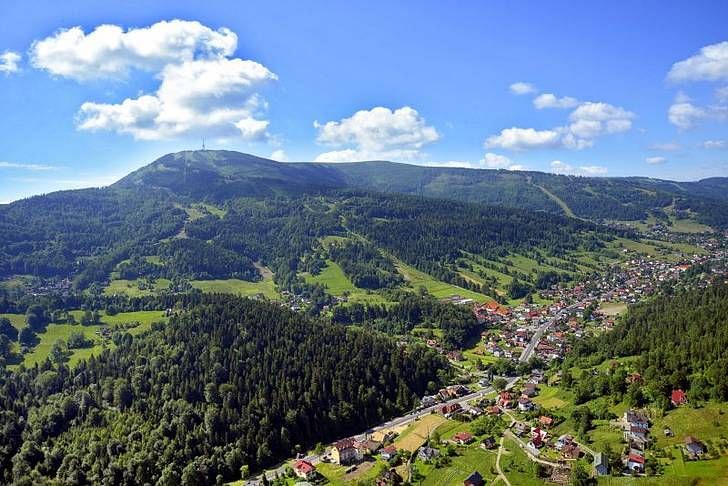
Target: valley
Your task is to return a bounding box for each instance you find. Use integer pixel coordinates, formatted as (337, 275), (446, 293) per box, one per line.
(1, 150), (727, 485)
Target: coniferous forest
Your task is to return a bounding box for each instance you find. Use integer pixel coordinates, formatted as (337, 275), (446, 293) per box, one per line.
(0, 294), (446, 485)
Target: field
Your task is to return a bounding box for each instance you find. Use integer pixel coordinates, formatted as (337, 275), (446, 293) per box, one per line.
(532, 385), (570, 410)
(599, 301), (628, 316)
(10, 310), (166, 368)
(303, 260), (355, 295)
(414, 446), (498, 486)
(396, 261), (491, 303)
(499, 437), (544, 486)
(393, 414), (447, 452)
(104, 278), (172, 297)
(190, 278), (278, 299)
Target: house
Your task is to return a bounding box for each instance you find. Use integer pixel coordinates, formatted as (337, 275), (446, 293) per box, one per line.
(513, 422), (528, 437)
(539, 415), (554, 428)
(624, 410), (649, 429)
(421, 395), (438, 407)
(523, 383), (538, 397)
(332, 438), (359, 465)
(498, 391), (514, 408)
(380, 445), (398, 461)
(293, 460), (316, 480)
(376, 468), (403, 486)
(486, 405), (501, 415)
(480, 437), (497, 450)
(518, 397), (534, 411)
(626, 453), (645, 473)
(453, 432), (474, 445)
(593, 452), (609, 476)
(554, 434), (572, 451)
(684, 436), (706, 458)
(439, 403), (462, 416)
(417, 446), (439, 462)
(464, 470), (485, 486)
(625, 425), (649, 443)
(562, 443), (581, 459)
(671, 389), (688, 407)
(356, 439), (381, 456)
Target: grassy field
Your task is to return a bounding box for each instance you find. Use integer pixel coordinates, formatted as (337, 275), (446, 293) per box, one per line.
(303, 260), (355, 295)
(316, 458), (386, 485)
(532, 385), (570, 410)
(599, 301), (628, 316)
(393, 414), (447, 452)
(0, 313), (27, 330)
(396, 261), (491, 303)
(13, 310), (166, 368)
(500, 437), (545, 486)
(190, 278), (278, 299)
(104, 278), (172, 297)
(415, 446), (498, 486)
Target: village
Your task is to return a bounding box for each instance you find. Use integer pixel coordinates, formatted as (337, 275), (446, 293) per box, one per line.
(247, 230), (728, 485)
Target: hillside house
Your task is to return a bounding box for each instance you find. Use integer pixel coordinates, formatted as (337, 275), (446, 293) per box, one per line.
(293, 460), (316, 480)
(380, 445), (398, 461)
(332, 438), (359, 465)
(593, 452), (609, 476)
(671, 389), (688, 407)
(453, 432), (474, 445)
(464, 471), (485, 486)
(685, 436), (706, 458)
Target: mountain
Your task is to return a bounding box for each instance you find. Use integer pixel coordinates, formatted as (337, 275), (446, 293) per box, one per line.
(114, 150), (728, 227)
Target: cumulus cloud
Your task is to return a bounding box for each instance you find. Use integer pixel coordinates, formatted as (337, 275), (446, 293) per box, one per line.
(77, 58), (276, 140)
(269, 149), (288, 161)
(509, 82), (537, 95)
(667, 92), (728, 130)
(30, 20), (237, 81)
(314, 106), (439, 162)
(550, 160), (607, 176)
(422, 155), (526, 171)
(668, 41), (728, 82)
(703, 140), (727, 149)
(486, 101), (634, 151)
(0, 51), (21, 74)
(533, 93), (579, 109)
(646, 156), (667, 165)
(30, 20), (277, 141)
(485, 127), (562, 151)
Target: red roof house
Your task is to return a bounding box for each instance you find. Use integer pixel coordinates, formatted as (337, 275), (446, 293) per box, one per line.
(671, 389), (688, 407)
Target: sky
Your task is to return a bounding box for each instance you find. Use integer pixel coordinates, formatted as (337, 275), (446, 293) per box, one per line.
(1, 0), (728, 203)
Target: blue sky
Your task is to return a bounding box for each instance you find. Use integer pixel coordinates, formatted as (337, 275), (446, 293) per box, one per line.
(1, 0), (728, 202)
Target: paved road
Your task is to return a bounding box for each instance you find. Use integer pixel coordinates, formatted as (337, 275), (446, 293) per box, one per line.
(519, 304), (580, 363)
(360, 375), (521, 438)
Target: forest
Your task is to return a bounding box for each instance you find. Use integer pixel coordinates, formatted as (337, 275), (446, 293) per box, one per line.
(0, 294), (447, 485)
(566, 280), (728, 408)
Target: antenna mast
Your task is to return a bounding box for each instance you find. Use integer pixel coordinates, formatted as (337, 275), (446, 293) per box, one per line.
(202, 137), (206, 150)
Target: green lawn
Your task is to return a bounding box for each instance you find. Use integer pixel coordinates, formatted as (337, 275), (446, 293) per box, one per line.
(190, 278), (278, 299)
(532, 385), (571, 410)
(0, 313), (27, 330)
(303, 260), (355, 295)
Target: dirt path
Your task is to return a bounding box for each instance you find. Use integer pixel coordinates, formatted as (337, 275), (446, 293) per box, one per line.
(495, 436), (512, 486)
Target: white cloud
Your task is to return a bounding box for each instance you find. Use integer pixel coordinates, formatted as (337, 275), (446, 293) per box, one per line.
(422, 156), (526, 171)
(668, 41), (728, 82)
(509, 82), (537, 95)
(485, 127), (562, 151)
(76, 55), (276, 141)
(30, 20), (237, 81)
(0, 51), (21, 74)
(550, 160), (607, 176)
(482, 152), (513, 168)
(533, 93), (579, 109)
(30, 20), (277, 141)
(667, 92), (728, 130)
(0, 161), (58, 171)
(269, 149), (288, 161)
(646, 156), (667, 165)
(486, 101), (633, 151)
(703, 140), (727, 149)
(314, 106), (439, 162)
(649, 142), (681, 151)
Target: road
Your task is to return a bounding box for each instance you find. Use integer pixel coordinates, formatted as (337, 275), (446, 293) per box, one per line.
(359, 375), (521, 438)
(518, 303), (580, 363)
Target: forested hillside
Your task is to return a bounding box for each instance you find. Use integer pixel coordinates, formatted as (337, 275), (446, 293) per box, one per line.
(568, 280), (728, 407)
(0, 294), (446, 484)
